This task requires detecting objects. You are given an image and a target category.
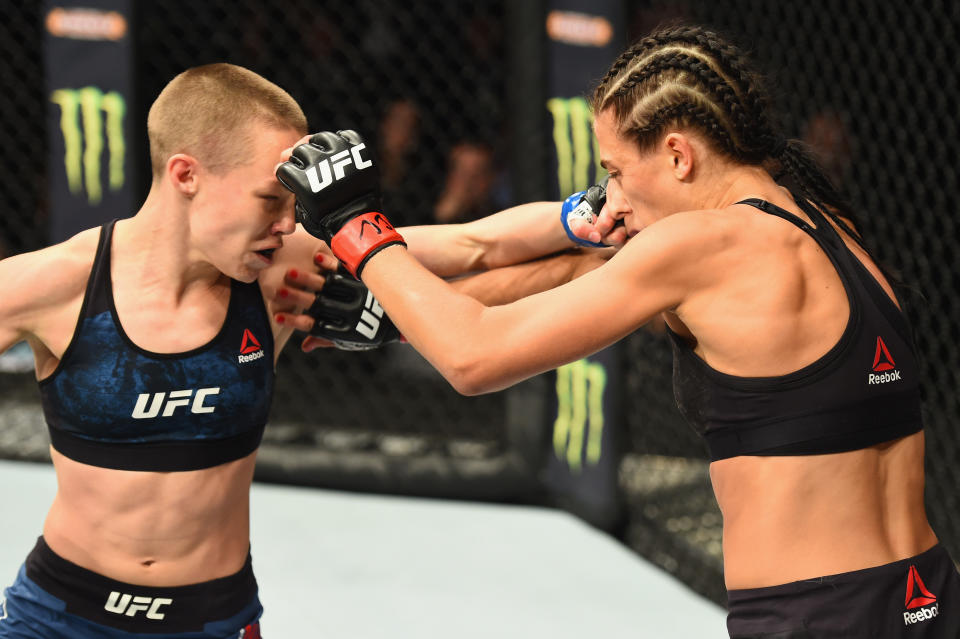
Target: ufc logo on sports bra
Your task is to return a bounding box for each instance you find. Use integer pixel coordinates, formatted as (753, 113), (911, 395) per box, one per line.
(305, 143), (372, 193)
(356, 291), (385, 340)
(104, 591), (173, 620)
(131, 387), (220, 419)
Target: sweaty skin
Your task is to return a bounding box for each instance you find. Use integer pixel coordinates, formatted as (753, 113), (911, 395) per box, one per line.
(347, 116), (936, 590)
(656, 202), (935, 589)
(2, 126), (608, 587)
(2, 125), (315, 585)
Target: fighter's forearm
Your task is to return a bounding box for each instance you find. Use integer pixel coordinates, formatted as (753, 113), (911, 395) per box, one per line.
(400, 201), (572, 277)
(447, 248), (612, 306)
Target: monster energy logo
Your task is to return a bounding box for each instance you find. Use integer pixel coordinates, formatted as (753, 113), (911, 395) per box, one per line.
(553, 359), (607, 472)
(546, 96), (604, 196)
(50, 86), (126, 205)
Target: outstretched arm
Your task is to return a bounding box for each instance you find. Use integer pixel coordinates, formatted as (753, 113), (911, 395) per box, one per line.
(274, 130), (696, 391)
(286, 247), (612, 352)
(278, 133), (614, 279)
(360, 223), (691, 394)
(445, 248), (611, 305)
(400, 201), (573, 276)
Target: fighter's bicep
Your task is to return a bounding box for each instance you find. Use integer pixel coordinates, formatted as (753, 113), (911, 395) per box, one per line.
(0, 249), (83, 353)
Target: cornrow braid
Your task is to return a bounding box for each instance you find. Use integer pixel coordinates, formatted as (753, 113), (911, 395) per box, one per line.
(777, 139), (855, 223)
(632, 101), (741, 160)
(613, 49), (769, 163)
(592, 24), (855, 221)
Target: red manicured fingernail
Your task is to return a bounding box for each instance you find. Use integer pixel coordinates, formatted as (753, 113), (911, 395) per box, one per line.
(275, 314), (285, 323)
(279, 288), (289, 298)
(288, 269), (298, 279)
(314, 253), (324, 264)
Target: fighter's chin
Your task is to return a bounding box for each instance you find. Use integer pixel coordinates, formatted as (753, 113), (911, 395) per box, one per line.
(233, 258), (267, 283)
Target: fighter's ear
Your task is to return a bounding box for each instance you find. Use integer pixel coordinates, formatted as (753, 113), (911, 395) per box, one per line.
(167, 153), (200, 197)
(663, 132), (695, 181)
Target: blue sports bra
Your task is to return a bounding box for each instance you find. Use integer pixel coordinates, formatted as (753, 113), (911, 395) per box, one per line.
(39, 220), (275, 471)
(669, 197), (923, 461)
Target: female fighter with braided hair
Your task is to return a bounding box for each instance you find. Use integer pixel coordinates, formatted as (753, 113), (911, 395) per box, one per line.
(278, 24), (959, 637)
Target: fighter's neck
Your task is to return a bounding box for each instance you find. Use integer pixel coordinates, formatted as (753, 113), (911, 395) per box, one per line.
(114, 198), (228, 302)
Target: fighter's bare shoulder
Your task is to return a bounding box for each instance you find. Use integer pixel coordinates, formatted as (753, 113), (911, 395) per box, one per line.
(2, 226), (100, 320)
(0, 226), (100, 358)
(613, 208), (742, 281)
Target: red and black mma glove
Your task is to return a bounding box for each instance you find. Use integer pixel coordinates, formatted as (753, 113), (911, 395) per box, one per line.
(306, 266), (403, 351)
(276, 129), (405, 277)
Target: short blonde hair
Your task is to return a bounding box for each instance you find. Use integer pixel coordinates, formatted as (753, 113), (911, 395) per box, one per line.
(147, 63), (307, 177)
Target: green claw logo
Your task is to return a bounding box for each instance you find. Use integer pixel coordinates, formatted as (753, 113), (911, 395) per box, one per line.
(546, 96), (605, 196)
(553, 359), (607, 472)
(50, 86), (126, 205)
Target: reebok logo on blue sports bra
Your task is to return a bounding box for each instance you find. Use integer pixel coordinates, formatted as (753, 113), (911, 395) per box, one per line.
(868, 336), (902, 385)
(39, 220), (275, 472)
(238, 328), (265, 363)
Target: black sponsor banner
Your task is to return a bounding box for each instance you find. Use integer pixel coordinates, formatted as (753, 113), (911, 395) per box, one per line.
(543, 0), (626, 532)
(545, 0), (625, 200)
(544, 343), (626, 531)
(44, 0), (136, 244)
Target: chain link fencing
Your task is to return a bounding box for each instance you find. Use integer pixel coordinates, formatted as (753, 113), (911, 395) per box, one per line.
(0, 0), (957, 608)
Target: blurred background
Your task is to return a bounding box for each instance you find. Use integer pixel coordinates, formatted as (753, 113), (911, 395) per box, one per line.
(1, 0), (958, 607)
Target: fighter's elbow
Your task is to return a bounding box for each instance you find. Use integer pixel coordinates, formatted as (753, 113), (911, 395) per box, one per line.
(441, 354), (499, 396)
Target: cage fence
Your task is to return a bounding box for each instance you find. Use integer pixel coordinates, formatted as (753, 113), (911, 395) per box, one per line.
(0, 0), (958, 607)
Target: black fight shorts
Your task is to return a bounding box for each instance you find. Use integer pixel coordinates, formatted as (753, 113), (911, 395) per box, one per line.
(726, 544), (960, 638)
(0, 537), (262, 638)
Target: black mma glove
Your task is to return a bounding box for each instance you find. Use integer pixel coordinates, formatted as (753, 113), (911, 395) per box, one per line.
(560, 176), (615, 247)
(306, 267), (402, 351)
(276, 130), (405, 277)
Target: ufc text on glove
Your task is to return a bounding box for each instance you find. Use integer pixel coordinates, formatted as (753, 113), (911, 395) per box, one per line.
(276, 130), (405, 277)
(306, 270), (402, 351)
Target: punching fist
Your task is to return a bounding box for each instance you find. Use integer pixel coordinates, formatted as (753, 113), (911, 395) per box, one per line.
(306, 267), (402, 351)
(561, 176), (611, 248)
(276, 130), (405, 277)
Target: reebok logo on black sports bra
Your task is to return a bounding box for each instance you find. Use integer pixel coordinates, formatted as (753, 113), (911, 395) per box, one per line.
(868, 335), (901, 385)
(669, 196), (923, 460)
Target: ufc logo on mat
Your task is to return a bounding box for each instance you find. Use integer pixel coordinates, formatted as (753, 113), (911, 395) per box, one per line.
(356, 291), (385, 339)
(305, 143), (372, 192)
(104, 592), (173, 620)
(131, 387), (220, 419)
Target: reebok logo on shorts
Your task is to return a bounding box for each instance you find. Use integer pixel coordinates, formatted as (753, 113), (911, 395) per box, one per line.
(903, 565), (938, 626)
(238, 622), (262, 638)
(868, 336), (901, 384)
(238, 329), (265, 363)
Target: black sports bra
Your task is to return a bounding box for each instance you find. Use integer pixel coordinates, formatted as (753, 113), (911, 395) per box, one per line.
(669, 198), (922, 461)
(39, 220), (275, 471)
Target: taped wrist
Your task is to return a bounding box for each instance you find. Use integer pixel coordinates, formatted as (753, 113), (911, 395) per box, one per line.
(329, 211), (406, 278)
(561, 192), (606, 248)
